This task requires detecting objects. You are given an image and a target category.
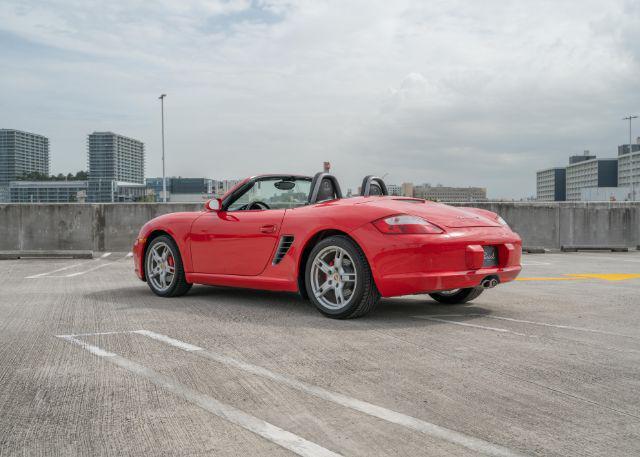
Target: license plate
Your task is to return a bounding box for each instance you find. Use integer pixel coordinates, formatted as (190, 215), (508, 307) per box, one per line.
(483, 246), (498, 267)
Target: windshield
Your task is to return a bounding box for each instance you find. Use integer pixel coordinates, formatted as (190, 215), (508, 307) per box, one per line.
(227, 177), (312, 211)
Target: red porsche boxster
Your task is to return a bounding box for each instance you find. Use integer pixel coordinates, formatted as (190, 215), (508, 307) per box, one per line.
(133, 173), (521, 318)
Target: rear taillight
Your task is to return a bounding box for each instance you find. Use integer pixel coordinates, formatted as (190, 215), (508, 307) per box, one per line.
(372, 215), (444, 234)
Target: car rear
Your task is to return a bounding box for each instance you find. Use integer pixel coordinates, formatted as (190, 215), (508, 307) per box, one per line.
(349, 198), (521, 297)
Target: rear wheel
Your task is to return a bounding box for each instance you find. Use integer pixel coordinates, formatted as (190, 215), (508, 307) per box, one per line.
(145, 235), (192, 297)
(429, 287), (483, 305)
(305, 236), (379, 319)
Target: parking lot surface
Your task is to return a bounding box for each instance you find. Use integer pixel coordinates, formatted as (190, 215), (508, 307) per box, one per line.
(1, 251), (639, 456)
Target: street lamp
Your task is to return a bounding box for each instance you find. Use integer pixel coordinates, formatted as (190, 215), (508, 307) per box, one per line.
(159, 94), (167, 203)
(623, 115), (638, 201)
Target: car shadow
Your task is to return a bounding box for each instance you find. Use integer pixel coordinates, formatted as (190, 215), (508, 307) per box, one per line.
(84, 283), (494, 331)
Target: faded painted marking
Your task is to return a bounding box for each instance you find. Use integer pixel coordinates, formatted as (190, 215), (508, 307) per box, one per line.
(126, 252), (133, 258)
(26, 262), (86, 278)
(415, 316), (531, 337)
(137, 330), (523, 457)
(58, 335), (342, 457)
(65, 262), (113, 277)
(418, 314), (638, 339)
(58, 331), (131, 338)
(100, 252), (112, 259)
(134, 329), (203, 351)
(520, 261), (551, 266)
(58, 335), (116, 357)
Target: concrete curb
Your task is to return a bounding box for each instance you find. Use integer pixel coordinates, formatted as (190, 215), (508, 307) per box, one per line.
(0, 250), (94, 259)
(560, 246), (629, 253)
(522, 247), (547, 254)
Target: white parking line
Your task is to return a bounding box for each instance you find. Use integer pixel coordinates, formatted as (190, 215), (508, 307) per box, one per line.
(126, 252), (133, 258)
(65, 262), (113, 277)
(135, 330), (522, 457)
(414, 317), (531, 337)
(417, 314), (638, 339)
(100, 252), (112, 259)
(58, 334), (342, 457)
(26, 262), (86, 279)
(521, 261), (551, 266)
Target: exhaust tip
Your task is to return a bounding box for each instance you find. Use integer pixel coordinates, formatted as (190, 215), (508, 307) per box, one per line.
(481, 276), (500, 289)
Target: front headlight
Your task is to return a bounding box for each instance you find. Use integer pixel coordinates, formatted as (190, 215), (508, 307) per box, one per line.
(496, 216), (509, 227)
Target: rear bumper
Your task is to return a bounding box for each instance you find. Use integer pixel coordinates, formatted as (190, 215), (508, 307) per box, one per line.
(375, 265), (521, 297)
(350, 223), (522, 297)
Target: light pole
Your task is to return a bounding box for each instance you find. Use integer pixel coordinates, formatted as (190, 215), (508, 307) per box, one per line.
(623, 115), (638, 201)
(159, 94), (167, 203)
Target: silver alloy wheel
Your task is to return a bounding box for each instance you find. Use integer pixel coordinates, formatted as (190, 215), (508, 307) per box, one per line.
(146, 241), (176, 292)
(310, 246), (357, 310)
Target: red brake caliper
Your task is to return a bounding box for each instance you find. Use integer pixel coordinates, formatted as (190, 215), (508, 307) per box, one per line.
(167, 256), (174, 267)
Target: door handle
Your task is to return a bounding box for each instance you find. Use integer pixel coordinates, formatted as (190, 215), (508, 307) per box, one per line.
(260, 224), (277, 233)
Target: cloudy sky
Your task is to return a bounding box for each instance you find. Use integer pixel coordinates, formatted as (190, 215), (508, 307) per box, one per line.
(1, 0), (639, 198)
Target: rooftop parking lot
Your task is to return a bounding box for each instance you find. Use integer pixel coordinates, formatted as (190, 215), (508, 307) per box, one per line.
(1, 251), (639, 456)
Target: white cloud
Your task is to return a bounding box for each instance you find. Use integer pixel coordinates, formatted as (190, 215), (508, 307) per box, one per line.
(1, 0), (639, 197)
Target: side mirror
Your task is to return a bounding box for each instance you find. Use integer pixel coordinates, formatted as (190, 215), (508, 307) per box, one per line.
(205, 198), (222, 211)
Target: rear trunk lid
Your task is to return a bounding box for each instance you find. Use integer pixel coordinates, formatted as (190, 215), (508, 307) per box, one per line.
(357, 198), (501, 228)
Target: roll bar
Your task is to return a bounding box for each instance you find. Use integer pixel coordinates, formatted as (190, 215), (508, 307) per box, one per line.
(308, 172), (343, 204)
(360, 175), (388, 196)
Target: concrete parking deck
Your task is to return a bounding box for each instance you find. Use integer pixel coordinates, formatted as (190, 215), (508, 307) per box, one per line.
(1, 252), (639, 456)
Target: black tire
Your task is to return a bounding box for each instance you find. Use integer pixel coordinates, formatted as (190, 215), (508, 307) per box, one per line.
(144, 235), (192, 297)
(305, 235), (380, 319)
(429, 287), (483, 305)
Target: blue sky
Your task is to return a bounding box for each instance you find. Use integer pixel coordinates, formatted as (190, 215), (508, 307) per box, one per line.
(1, 0), (639, 198)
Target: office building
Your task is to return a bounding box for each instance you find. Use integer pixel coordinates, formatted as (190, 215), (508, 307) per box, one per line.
(569, 151), (596, 164)
(9, 180), (87, 203)
(579, 187), (629, 202)
(618, 138), (640, 200)
(536, 167), (566, 201)
(617, 139), (640, 156)
(401, 182), (414, 198)
(387, 184), (402, 196)
(87, 132), (145, 202)
(413, 184), (487, 202)
(146, 177), (215, 202)
(0, 129), (49, 187)
(565, 157), (618, 201)
(215, 179), (241, 197)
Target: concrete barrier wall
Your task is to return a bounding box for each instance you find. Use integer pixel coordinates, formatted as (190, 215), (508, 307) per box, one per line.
(449, 202), (640, 249)
(1, 202), (639, 252)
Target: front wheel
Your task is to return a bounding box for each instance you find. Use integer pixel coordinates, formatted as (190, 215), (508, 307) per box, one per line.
(305, 235), (380, 319)
(145, 235), (192, 297)
(429, 287), (483, 305)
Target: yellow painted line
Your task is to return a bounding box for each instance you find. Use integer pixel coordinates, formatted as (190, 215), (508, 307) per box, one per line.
(566, 273), (640, 281)
(516, 273), (640, 282)
(516, 277), (580, 281)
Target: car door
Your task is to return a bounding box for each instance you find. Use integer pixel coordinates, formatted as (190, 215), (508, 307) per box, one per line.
(190, 209), (285, 275)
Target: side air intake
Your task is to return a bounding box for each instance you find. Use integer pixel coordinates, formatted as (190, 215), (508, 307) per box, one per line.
(272, 235), (294, 265)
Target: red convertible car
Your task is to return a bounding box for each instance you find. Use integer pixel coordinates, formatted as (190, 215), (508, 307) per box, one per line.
(133, 173), (521, 318)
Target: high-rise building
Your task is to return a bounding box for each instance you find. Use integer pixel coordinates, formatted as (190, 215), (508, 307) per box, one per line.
(569, 151), (596, 164)
(536, 167), (566, 201)
(565, 157), (618, 201)
(618, 138), (640, 200)
(0, 129), (50, 187)
(87, 132), (145, 202)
